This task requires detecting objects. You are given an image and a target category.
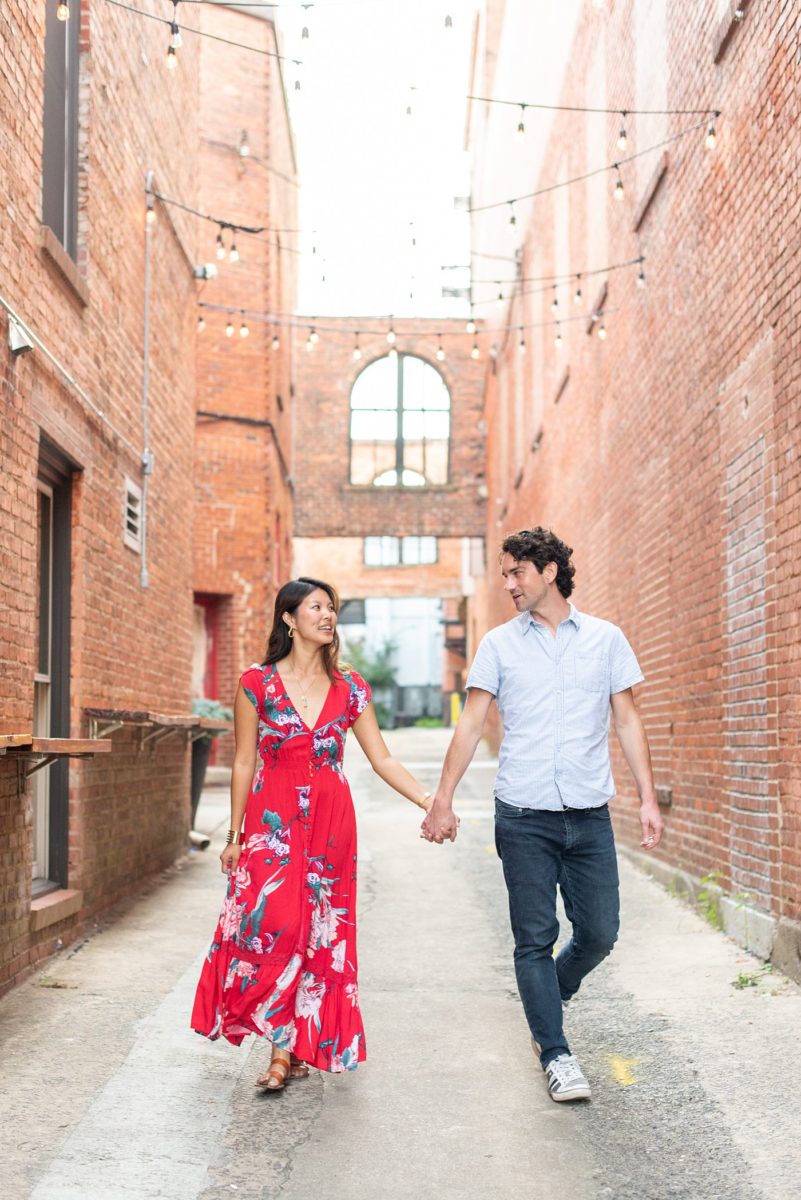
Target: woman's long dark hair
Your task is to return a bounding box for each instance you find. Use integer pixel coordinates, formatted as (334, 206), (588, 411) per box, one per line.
(262, 577), (342, 683)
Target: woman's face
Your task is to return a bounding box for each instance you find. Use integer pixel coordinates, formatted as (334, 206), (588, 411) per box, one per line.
(287, 589), (337, 646)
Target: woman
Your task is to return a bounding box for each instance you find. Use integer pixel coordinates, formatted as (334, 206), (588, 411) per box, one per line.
(191, 576), (433, 1090)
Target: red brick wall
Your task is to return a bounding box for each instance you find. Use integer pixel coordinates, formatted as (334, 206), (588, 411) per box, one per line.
(0, 1), (200, 992)
(193, 6), (297, 737)
(472, 0), (800, 924)
(292, 319), (487, 538)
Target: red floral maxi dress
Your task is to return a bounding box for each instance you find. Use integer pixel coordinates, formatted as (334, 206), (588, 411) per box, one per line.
(191, 663), (371, 1073)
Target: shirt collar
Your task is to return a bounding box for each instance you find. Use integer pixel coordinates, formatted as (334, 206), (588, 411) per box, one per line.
(519, 602), (582, 635)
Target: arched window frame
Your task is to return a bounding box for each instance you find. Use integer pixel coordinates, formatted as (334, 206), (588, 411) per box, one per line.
(348, 352), (452, 489)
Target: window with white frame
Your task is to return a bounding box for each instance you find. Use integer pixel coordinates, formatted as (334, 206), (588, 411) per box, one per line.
(364, 536), (437, 566)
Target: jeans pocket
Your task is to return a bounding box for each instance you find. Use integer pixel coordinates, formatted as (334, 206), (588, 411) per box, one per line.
(494, 796), (522, 819)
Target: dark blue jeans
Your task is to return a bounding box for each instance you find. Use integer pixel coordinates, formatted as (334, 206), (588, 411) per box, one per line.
(494, 798), (620, 1068)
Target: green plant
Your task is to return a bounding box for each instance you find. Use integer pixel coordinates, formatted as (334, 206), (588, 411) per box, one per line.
(731, 964), (772, 991)
(696, 871), (724, 930)
(192, 697), (234, 739)
(414, 716), (443, 728)
(344, 637), (398, 689)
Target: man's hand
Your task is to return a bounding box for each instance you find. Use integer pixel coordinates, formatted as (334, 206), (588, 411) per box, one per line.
(639, 797), (664, 850)
(421, 799), (459, 844)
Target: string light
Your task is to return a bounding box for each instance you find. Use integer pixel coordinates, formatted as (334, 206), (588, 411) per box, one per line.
(166, 1), (181, 68)
(239, 313), (249, 338)
(705, 123), (717, 149)
(637, 266), (646, 289)
(386, 325), (397, 345)
(507, 202), (517, 233)
(496, 288), (505, 308)
(517, 105), (526, 136)
(436, 339), (446, 362)
(271, 334), (280, 350)
(555, 325), (563, 349)
(225, 318), (234, 338)
(197, 315), (205, 333)
(470, 343), (480, 360)
(597, 324), (608, 340)
(215, 230), (226, 261)
(294, 79), (301, 92)
(550, 287), (559, 313)
(228, 238), (240, 263)
(573, 275), (582, 304)
(388, 345), (399, 361)
(352, 334), (362, 362)
(445, 14), (453, 29)
(518, 328), (526, 354)
(617, 115), (628, 151)
(145, 197), (156, 226)
(167, 44), (178, 69)
(613, 166), (625, 201)
(238, 131), (250, 158)
(305, 334), (314, 352)
(56, 2), (69, 20)
(309, 326), (319, 345)
(301, 25), (309, 39)
(466, 318), (477, 335)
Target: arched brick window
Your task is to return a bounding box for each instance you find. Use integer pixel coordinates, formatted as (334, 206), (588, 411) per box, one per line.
(349, 354), (450, 487)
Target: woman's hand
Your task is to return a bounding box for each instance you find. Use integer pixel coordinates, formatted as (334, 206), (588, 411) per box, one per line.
(220, 843), (243, 875)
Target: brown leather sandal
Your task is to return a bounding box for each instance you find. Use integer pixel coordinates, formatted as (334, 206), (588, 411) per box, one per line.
(289, 1055), (309, 1080)
(255, 1054), (291, 1092)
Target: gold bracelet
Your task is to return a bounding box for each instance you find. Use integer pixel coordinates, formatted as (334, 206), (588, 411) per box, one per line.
(420, 792), (432, 809)
(225, 829), (244, 846)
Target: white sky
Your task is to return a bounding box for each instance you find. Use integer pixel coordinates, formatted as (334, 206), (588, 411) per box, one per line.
(276, 0), (477, 318)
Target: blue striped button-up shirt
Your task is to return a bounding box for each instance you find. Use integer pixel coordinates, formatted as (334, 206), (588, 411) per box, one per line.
(466, 604), (644, 810)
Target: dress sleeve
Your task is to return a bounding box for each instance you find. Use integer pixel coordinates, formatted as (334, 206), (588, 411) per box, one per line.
(239, 664), (264, 713)
(346, 670), (372, 726)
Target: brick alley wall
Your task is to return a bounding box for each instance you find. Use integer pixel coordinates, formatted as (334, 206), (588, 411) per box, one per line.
(470, 1), (801, 953)
(0, 1), (200, 993)
(193, 6), (297, 739)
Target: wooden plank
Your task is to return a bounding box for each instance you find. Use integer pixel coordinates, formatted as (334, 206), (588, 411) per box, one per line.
(83, 707), (151, 722)
(0, 734), (33, 749)
(149, 714), (196, 729)
(27, 738), (112, 755)
(196, 718), (233, 734)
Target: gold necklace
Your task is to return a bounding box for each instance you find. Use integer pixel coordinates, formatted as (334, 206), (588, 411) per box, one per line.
(287, 659), (323, 711)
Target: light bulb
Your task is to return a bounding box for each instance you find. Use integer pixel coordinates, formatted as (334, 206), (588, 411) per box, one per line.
(617, 128), (627, 151)
(508, 207), (517, 232)
(598, 324), (607, 341)
(406, 105), (412, 117)
(225, 320), (234, 338)
(496, 290), (504, 308)
(466, 319), (477, 335)
(229, 242), (239, 264)
(146, 206), (156, 226)
(271, 335), (280, 351)
(302, 26), (310, 39)
(614, 174), (624, 201)
(386, 328), (397, 345)
(56, 2), (69, 19)
(170, 23), (183, 50)
(637, 268), (646, 289)
(215, 232), (226, 260)
(517, 107), (526, 136)
(166, 45), (177, 70)
(309, 327), (319, 345)
(294, 79), (301, 92)
(239, 322), (249, 339)
(305, 338), (314, 352)
(555, 328), (563, 349)
(197, 316), (205, 333)
(238, 131), (250, 158)
(470, 343), (480, 360)
(574, 283), (582, 304)
(551, 294), (559, 313)
(705, 124), (717, 150)
(436, 345), (446, 362)
(353, 344), (362, 362)
(444, 14), (453, 29)
(518, 334), (526, 354)
(388, 346), (398, 361)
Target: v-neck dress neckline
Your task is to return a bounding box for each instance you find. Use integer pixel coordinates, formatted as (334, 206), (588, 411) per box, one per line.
(272, 664), (334, 733)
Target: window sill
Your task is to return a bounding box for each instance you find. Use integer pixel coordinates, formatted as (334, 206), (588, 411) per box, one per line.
(30, 887), (83, 932)
(344, 483), (455, 494)
(713, 1), (749, 63)
(40, 225), (89, 309)
(632, 152), (669, 233)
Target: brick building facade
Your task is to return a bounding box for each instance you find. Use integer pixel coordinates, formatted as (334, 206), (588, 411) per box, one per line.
(292, 320), (487, 701)
(0, 3), (296, 993)
(468, 0), (801, 974)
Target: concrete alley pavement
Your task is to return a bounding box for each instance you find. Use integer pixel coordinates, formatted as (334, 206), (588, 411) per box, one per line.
(2, 728), (801, 1200)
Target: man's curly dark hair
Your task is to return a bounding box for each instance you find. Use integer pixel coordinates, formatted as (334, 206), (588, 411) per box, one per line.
(500, 527), (576, 599)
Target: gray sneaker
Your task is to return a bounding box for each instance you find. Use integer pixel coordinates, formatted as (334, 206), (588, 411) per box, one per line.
(545, 1054), (591, 1102)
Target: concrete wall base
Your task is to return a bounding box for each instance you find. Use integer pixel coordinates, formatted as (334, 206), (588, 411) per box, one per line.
(620, 847), (801, 986)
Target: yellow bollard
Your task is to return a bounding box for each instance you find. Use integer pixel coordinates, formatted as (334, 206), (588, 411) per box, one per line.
(449, 691), (462, 725)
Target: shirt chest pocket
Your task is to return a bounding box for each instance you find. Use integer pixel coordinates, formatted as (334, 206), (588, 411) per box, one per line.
(574, 655), (607, 694)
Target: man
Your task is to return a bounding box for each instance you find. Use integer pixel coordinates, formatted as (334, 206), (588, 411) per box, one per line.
(422, 527), (664, 1102)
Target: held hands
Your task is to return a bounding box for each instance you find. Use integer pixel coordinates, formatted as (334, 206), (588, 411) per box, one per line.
(220, 843), (242, 874)
(420, 797), (459, 845)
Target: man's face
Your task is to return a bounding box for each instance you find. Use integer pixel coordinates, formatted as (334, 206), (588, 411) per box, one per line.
(500, 553), (551, 613)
